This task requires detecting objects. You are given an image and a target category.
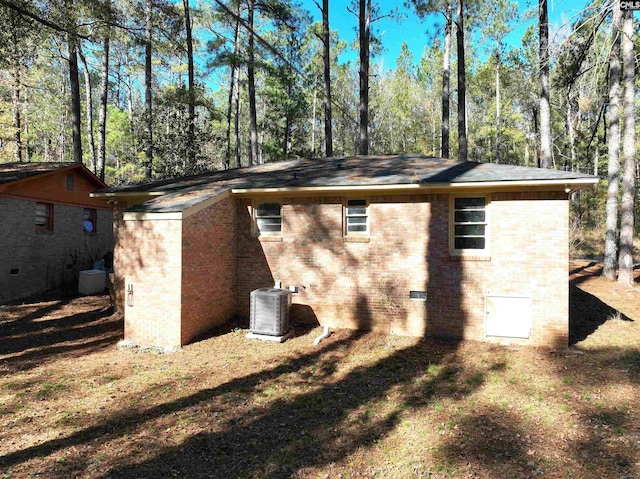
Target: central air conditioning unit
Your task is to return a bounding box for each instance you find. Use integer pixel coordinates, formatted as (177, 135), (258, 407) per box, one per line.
(250, 288), (292, 336)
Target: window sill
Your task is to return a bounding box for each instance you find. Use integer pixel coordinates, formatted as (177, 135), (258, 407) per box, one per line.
(449, 254), (491, 262)
(343, 236), (370, 243)
(258, 236), (283, 242)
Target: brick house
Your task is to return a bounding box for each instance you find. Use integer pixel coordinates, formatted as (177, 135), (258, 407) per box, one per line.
(92, 155), (597, 349)
(0, 162), (113, 303)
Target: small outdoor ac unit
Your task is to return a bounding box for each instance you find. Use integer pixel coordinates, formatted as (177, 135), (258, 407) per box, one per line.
(250, 288), (292, 336)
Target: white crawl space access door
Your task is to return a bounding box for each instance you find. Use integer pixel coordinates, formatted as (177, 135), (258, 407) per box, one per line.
(485, 295), (531, 339)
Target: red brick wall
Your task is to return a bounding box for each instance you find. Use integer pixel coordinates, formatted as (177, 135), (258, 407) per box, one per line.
(181, 197), (237, 344)
(114, 190), (569, 349)
(489, 192), (569, 347)
(116, 214), (183, 348)
(236, 192), (569, 347)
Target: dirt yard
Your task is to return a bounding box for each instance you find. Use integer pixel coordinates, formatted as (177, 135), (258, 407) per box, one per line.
(0, 262), (638, 479)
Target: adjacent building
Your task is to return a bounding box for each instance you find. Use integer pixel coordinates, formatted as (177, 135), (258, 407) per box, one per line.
(0, 162), (113, 303)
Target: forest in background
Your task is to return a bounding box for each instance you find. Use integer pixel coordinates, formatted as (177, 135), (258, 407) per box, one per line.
(0, 0), (637, 281)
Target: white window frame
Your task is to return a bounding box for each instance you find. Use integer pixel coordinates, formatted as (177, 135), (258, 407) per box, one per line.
(253, 200), (283, 237)
(343, 198), (369, 237)
(35, 202), (53, 232)
(449, 194), (490, 256)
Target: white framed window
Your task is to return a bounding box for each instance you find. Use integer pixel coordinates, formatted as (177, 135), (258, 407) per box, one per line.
(254, 201), (282, 237)
(35, 202), (53, 231)
(450, 196), (489, 255)
(344, 199), (369, 236)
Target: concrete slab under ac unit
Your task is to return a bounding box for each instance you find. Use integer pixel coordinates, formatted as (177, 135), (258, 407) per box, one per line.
(246, 329), (295, 343)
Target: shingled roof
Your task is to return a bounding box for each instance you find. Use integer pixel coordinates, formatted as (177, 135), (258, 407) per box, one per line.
(0, 162), (108, 191)
(0, 162), (76, 185)
(93, 154), (599, 215)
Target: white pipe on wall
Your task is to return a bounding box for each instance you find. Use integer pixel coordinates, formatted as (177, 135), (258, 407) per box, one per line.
(313, 326), (331, 346)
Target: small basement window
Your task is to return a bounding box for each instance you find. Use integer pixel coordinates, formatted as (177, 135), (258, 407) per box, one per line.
(83, 208), (97, 233)
(344, 199), (369, 236)
(35, 202), (53, 231)
(255, 202), (282, 236)
(451, 196), (488, 255)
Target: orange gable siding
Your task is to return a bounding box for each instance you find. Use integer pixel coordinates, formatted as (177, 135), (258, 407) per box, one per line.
(0, 167), (110, 209)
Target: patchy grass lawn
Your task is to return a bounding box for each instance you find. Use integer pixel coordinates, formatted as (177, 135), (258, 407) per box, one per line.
(1, 263), (639, 479)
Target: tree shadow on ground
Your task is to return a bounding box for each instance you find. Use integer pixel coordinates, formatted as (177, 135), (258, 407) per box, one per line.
(100, 336), (476, 479)
(0, 331), (493, 479)
(0, 295), (74, 326)
(561, 367), (638, 477)
(568, 261), (635, 346)
(569, 285), (633, 345)
(569, 261), (600, 276)
(0, 302), (121, 373)
(436, 406), (536, 477)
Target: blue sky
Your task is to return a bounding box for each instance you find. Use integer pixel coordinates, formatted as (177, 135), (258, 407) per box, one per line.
(299, 0), (592, 70)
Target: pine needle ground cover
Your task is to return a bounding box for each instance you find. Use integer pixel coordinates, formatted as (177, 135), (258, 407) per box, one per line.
(1, 261), (638, 479)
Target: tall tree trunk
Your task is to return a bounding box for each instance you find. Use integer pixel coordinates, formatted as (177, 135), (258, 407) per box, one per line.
(539, 0), (551, 169)
(531, 106), (540, 167)
(247, 0), (259, 166)
(566, 93), (576, 171)
(618, 10), (636, 286)
(283, 113), (291, 158)
(24, 88), (30, 161)
(282, 33), (295, 158)
(258, 100), (265, 164)
(69, 34), (83, 163)
(441, 0), (452, 158)
(97, 29), (110, 182)
(126, 62), (133, 123)
(455, 0), (467, 160)
(358, 0), (370, 155)
(322, 0), (333, 157)
(224, 67), (235, 169)
(114, 55), (121, 109)
(60, 70), (66, 161)
(183, 0), (196, 172)
(311, 86), (317, 154)
(78, 44), (96, 172)
(125, 54), (135, 159)
(233, 58), (241, 168)
(604, 3), (622, 280)
(431, 114), (437, 155)
(495, 49), (501, 163)
(10, 12), (22, 162)
(225, 12), (240, 169)
(144, 0), (153, 178)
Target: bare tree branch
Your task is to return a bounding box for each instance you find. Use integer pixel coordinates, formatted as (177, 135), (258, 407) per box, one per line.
(0, 0), (90, 39)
